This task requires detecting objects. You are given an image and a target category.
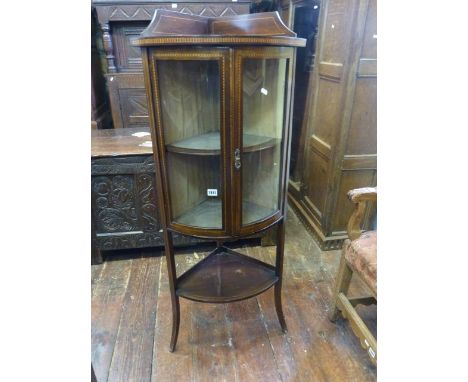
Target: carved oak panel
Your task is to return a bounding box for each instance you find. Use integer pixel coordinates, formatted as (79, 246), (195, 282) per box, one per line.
(93, 174), (139, 233)
(91, 154), (202, 251)
(112, 21), (148, 71)
(95, 3), (251, 24)
(106, 73), (146, 129)
(119, 88), (149, 128)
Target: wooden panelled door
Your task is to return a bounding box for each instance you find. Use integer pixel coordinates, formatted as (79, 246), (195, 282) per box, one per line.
(287, 0), (377, 249)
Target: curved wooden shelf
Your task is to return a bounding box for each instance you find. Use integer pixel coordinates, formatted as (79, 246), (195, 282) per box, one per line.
(175, 199), (276, 229)
(166, 132), (278, 156)
(176, 247), (278, 303)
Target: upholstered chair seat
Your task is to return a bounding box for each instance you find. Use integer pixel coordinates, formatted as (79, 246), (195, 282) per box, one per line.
(343, 231), (377, 294)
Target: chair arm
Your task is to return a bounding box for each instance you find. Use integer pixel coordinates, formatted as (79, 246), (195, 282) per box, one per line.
(347, 187), (377, 241)
(348, 187), (377, 203)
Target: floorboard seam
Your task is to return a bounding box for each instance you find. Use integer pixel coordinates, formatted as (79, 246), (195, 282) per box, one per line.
(191, 300), (198, 382)
(224, 303), (239, 382)
(150, 256), (163, 382)
(255, 295), (284, 382)
(106, 258), (134, 382)
(91, 262), (107, 298)
(246, 244), (284, 382)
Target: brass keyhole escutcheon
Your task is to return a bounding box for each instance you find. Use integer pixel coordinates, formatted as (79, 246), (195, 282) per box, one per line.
(234, 148), (241, 170)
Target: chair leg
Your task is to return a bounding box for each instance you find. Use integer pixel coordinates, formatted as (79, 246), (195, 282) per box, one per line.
(338, 292), (377, 365)
(329, 251), (353, 321)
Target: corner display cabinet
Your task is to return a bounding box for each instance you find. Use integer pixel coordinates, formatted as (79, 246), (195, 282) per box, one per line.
(135, 10), (305, 351)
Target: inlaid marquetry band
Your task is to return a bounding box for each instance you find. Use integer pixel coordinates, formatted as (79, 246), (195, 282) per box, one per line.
(149, 50), (228, 229)
(134, 36), (306, 47)
(234, 48), (294, 227)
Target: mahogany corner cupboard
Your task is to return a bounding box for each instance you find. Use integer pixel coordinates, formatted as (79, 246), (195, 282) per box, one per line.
(135, 10), (305, 351)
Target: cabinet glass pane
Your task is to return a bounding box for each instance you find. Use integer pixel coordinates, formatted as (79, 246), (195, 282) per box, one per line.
(242, 58), (288, 225)
(157, 60), (222, 229)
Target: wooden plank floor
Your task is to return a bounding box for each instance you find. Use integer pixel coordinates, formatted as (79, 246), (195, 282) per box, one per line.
(92, 208), (377, 382)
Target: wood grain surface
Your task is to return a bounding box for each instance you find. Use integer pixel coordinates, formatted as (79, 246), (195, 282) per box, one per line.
(92, 127), (153, 157)
(92, 208), (376, 381)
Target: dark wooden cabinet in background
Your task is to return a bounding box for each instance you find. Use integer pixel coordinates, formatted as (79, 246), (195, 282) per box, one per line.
(91, 9), (112, 130)
(280, 0), (321, 185)
(286, 0), (377, 250)
(92, 0), (252, 130)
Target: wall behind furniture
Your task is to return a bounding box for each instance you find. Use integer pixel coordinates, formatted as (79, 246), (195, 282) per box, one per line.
(279, 0), (321, 186)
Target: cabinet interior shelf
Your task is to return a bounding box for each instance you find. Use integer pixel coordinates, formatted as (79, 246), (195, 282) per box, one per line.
(176, 246), (278, 303)
(175, 199), (276, 228)
(166, 132), (278, 155)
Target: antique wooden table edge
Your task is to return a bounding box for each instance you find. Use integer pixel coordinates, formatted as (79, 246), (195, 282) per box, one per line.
(91, 127), (203, 264)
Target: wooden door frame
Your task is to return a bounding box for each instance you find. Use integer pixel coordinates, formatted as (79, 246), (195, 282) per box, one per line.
(233, 46), (296, 237)
(144, 46), (232, 239)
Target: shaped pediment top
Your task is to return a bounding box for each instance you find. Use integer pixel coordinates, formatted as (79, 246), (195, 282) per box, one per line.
(135, 10), (305, 47)
(139, 10), (296, 38)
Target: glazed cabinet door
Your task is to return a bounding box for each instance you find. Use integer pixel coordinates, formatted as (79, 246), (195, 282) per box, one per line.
(148, 48), (231, 237)
(234, 47), (294, 234)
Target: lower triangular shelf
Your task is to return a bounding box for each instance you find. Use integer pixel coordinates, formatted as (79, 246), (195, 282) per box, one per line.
(176, 247), (278, 303)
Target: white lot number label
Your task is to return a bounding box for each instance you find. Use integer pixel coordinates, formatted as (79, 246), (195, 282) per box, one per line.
(207, 189), (218, 197)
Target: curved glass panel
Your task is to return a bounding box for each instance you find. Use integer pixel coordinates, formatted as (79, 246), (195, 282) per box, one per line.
(157, 59), (222, 229)
(241, 58), (288, 225)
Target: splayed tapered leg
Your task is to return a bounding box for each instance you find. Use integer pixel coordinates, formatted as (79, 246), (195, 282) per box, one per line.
(164, 229), (180, 352)
(274, 282), (288, 332)
(274, 219), (287, 333)
(169, 295), (180, 352)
